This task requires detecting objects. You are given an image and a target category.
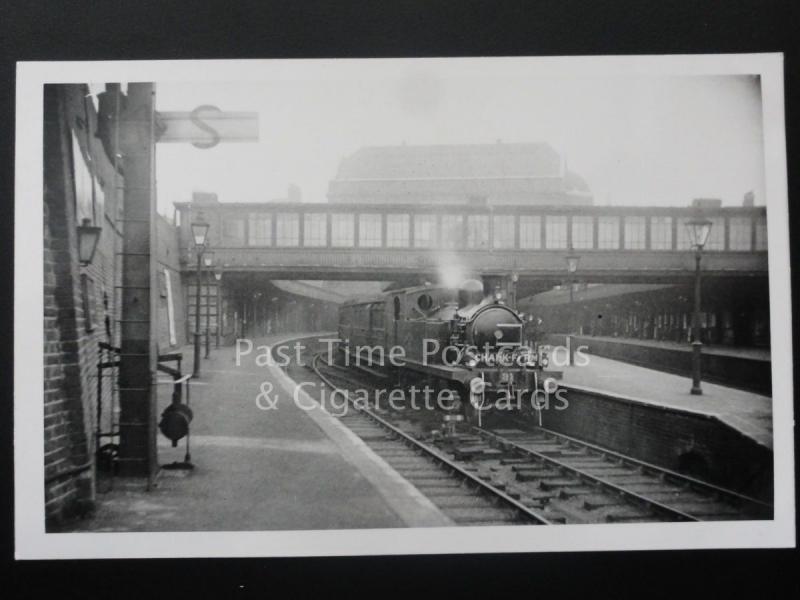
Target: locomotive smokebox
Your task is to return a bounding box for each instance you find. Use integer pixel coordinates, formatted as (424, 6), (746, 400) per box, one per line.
(158, 403), (194, 447)
(458, 278), (485, 308)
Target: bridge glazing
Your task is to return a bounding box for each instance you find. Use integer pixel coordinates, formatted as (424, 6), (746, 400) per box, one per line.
(174, 202), (768, 281)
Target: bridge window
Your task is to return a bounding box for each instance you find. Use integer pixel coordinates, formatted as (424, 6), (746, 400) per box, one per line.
(222, 217), (245, 246)
(248, 213), (272, 246)
(519, 215), (541, 249)
(304, 213), (327, 247)
(386, 214), (410, 247)
(414, 214), (437, 248)
(650, 216), (672, 250)
(545, 215), (567, 249)
(331, 213), (355, 247)
(441, 215), (463, 249)
(706, 217), (725, 250)
(755, 215), (768, 250)
(492, 215), (515, 249)
(677, 216), (725, 250)
(571, 216), (594, 250)
(728, 216), (752, 251)
(276, 213), (300, 246)
(467, 215), (490, 249)
(359, 214), (383, 248)
(624, 216), (646, 249)
(597, 216), (619, 249)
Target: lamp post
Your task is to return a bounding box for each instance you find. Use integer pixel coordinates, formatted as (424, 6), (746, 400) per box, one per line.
(565, 249), (581, 365)
(190, 214), (210, 377)
(685, 216), (712, 395)
(214, 267), (223, 348)
(203, 251), (214, 359)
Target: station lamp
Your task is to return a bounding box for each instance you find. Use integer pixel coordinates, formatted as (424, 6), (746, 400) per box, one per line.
(565, 251), (581, 274)
(191, 213), (211, 378)
(77, 218), (102, 266)
(203, 251), (215, 268)
(686, 215), (713, 395)
(214, 267), (223, 282)
(191, 213), (210, 249)
(564, 249), (582, 358)
(685, 216), (713, 250)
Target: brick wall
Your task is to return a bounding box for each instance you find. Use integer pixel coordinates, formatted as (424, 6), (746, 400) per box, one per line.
(43, 84), (126, 528)
(43, 85), (94, 525)
(43, 84), (188, 527)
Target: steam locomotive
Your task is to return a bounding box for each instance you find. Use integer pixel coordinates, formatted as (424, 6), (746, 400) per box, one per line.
(337, 279), (555, 418)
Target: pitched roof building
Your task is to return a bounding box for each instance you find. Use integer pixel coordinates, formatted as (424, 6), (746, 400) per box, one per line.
(327, 142), (593, 206)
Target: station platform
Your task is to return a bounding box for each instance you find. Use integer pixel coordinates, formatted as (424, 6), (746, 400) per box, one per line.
(559, 353), (773, 449)
(579, 335), (770, 362)
(544, 334), (772, 396)
(74, 334), (451, 532)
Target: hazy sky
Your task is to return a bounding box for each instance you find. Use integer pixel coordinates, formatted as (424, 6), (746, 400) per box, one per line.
(152, 62), (765, 216)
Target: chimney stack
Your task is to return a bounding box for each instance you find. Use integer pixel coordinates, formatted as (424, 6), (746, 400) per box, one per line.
(192, 191), (219, 205)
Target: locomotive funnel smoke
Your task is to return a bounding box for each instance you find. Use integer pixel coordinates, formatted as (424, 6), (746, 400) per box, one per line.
(436, 251), (466, 288)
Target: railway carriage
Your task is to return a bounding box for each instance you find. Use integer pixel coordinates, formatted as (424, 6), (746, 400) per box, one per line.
(338, 279), (554, 417)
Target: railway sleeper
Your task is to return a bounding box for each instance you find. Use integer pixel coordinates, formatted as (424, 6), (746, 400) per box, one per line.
(490, 429), (529, 438)
(600, 474), (663, 485)
(643, 490), (718, 503)
(563, 460), (632, 473)
(665, 502), (745, 517)
(395, 467), (447, 477)
(604, 508), (657, 523)
(499, 457), (536, 465)
(514, 469), (558, 482)
(538, 479), (589, 491)
(417, 485), (473, 496)
(445, 507), (522, 523)
(582, 496), (633, 511)
(434, 496), (503, 509)
(405, 473), (469, 483)
(537, 448), (588, 458)
(572, 466), (642, 477)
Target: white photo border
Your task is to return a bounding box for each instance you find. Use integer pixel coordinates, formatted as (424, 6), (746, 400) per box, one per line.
(15, 54), (795, 559)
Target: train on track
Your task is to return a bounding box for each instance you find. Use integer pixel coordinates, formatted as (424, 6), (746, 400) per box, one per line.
(337, 279), (558, 418)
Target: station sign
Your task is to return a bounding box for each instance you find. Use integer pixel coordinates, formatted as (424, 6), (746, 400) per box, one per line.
(156, 105), (259, 149)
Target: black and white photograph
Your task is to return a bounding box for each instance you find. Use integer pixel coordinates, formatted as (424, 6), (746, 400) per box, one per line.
(14, 54), (794, 558)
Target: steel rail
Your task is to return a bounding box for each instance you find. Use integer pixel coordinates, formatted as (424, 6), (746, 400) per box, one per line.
(474, 426), (699, 522)
(311, 353), (552, 525)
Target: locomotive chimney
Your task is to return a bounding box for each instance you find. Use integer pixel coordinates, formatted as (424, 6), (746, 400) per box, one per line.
(458, 279), (484, 308)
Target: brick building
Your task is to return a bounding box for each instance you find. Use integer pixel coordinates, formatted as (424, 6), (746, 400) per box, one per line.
(43, 84), (184, 528)
(327, 142), (593, 206)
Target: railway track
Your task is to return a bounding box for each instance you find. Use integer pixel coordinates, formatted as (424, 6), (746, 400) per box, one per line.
(284, 341), (772, 525)
(470, 425), (773, 522)
(310, 354), (551, 526)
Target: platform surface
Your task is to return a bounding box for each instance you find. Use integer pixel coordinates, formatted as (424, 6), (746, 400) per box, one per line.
(560, 353), (773, 449)
(579, 335), (770, 362)
(74, 334), (450, 532)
